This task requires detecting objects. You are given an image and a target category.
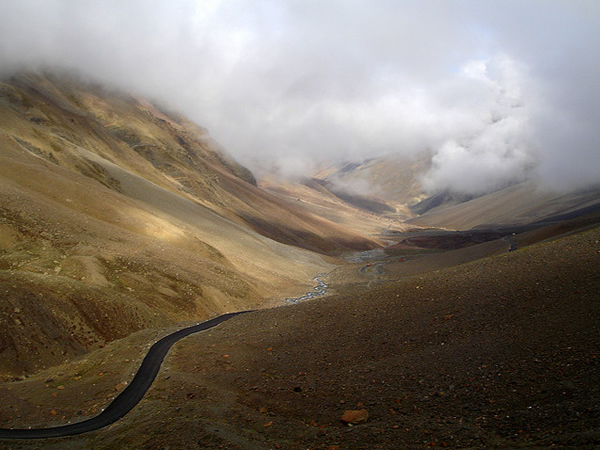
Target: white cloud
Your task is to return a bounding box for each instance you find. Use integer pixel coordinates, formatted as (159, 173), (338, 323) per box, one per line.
(0, 0), (598, 193)
(420, 55), (538, 195)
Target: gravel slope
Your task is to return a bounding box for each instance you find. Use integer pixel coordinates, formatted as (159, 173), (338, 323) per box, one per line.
(2, 226), (599, 449)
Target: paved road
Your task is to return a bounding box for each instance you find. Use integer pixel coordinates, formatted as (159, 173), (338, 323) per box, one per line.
(0, 311), (252, 440)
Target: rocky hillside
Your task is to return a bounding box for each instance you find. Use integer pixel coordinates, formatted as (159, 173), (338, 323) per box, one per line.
(313, 153), (432, 218)
(1, 72), (599, 449)
(409, 182), (600, 230)
(315, 154), (600, 231)
(3, 216), (598, 449)
(0, 72), (379, 376)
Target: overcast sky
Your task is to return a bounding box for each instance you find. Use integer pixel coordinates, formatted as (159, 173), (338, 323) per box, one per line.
(1, 0), (599, 194)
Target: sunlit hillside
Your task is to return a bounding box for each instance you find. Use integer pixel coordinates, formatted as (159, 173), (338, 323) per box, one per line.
(0, 72), (381, 376)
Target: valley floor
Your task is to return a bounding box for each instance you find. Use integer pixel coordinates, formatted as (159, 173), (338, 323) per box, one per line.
(1, 224), (599, 449)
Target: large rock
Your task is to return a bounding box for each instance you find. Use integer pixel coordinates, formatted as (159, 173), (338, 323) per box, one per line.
(340, 409), (369, 424)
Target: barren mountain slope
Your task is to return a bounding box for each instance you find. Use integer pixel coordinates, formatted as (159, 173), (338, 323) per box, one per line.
(316, 154), (600, 232)
(0, 73), (380, 377)
(259, 175), (414, 238)
(314, 152), (432, 214)
(3, 222), (598, 449)
(2, 73), (380, 253)
(409, 182), (600, 230)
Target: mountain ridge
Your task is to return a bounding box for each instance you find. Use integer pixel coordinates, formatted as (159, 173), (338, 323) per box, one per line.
(315, 153), (600, 230)
(0, 72), (381, 376)
(0, 72), (599, 448)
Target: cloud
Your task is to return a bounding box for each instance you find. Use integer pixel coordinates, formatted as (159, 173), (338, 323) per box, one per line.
(420, 55), (538, 195)
(0, 0), (598, 193)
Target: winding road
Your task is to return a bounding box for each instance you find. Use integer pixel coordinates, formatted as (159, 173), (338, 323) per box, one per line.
(0, 311), (252, 440)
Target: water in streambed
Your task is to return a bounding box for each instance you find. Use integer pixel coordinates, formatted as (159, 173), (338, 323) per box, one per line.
(285, 274), (328, 303)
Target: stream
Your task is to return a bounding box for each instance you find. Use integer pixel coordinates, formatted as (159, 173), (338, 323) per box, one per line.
(285, 273), (328, 303)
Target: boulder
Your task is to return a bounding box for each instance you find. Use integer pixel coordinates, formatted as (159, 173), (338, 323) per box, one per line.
(340, 409), (369, 424)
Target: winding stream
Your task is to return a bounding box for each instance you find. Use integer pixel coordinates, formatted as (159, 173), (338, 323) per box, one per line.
(285, 273), (328, 303)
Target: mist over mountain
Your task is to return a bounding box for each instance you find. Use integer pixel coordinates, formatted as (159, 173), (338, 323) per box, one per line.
(1, 1), (599, 195)
(0, 41), (599, 450)
(0, 72), (386, 375)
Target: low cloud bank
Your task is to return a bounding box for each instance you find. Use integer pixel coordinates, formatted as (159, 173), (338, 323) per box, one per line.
(1, 1), (598, 194)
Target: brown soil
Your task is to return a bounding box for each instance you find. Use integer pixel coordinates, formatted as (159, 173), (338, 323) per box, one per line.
(2, 225), (599, 449)
(2, 71), (600, 449)
(408, 182), (600, 230)
(0, 72), (352, 377)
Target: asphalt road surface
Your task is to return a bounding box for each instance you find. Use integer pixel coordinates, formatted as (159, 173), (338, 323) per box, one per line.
(0, 311), (252, 440)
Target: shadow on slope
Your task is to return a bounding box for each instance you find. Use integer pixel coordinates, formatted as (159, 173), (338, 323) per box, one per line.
(99, 225), (600, 449)
(1, 72), (360, 377)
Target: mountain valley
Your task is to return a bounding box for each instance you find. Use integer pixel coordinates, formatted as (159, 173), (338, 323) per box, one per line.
(0, 72), (599, 449)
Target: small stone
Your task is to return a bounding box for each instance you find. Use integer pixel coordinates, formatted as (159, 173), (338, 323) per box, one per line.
(56, 385), (65, 390)
(341, 409), (369, 424)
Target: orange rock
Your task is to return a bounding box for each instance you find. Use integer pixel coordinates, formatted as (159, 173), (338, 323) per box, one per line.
(341, 409), (369, 424)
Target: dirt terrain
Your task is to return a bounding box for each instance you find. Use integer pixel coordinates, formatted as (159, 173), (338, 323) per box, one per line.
(1, 223), (598, 449)
(1, 72), (600, 449)
(0, 73), (386, 377)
